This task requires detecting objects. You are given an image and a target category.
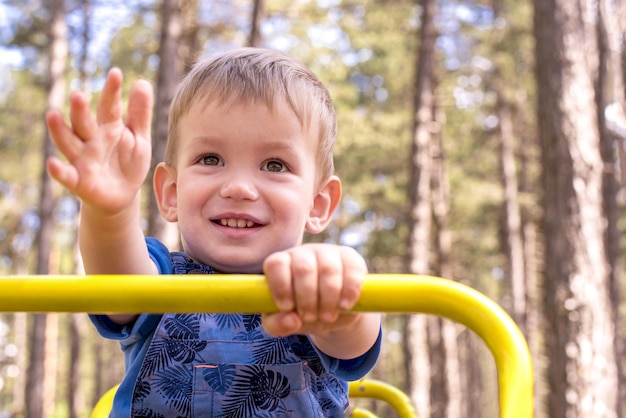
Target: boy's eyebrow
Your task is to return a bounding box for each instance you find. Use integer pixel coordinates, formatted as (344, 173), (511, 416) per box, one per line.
(188, 135), (305, 153)
(188, 136), (213, 144)
(260, 140), (301, 152)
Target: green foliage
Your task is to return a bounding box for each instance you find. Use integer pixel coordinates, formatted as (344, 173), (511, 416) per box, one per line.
(0, 68), (47, 274)
(109, 12), (160, 78)
(4, 0), (51, 70)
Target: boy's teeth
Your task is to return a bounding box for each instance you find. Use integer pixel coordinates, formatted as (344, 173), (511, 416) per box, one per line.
(220, 219), (254, 228)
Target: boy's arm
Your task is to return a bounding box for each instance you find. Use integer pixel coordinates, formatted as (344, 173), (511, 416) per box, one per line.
(263, 244), (382, 360)
(46, 68), (156, 276)
(308, 312), (381, 360)
(46, 69), (158, 324)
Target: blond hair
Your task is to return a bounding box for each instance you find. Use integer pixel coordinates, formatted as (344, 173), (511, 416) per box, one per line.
(166, 48), (337, 182)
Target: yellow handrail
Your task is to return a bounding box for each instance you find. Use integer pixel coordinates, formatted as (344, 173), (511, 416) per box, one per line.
(0, 274), (533, 418)
(348, 407), (381, 418)
(91, 385), (118, 418)
(348, 379), (418, 417)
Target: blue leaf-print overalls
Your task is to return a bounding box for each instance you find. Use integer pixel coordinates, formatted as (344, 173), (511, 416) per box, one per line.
(129, 253), (348, 417)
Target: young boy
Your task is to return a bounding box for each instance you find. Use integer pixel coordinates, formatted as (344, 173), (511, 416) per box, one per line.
(45, 48), (381, 417)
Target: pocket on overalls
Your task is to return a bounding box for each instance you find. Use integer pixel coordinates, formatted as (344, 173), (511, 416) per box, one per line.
(192, 362), (325, 417)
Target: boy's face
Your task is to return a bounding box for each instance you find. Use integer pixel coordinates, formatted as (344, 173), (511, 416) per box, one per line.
(155, 98), (339, 273)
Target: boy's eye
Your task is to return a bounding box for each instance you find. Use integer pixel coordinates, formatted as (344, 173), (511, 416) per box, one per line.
(199, 154), (222, 166)
(263, 160), (287, 173)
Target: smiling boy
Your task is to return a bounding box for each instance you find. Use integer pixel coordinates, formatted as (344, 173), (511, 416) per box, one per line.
(46, 48), (381, 417)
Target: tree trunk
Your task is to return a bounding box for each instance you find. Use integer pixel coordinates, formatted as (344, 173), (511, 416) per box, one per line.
(67, 3), (91, 416)
(68, 314), (84, 418)
(43, 313), (59, 418)
(426, 317), (446, 418)
(248, 0), (264, 47)
(405, 0), (439, 415)
(12, 312), (27, 414)
(146, 0), (201, 247)
(26, 313), (46, 418)
(534, 0), (620, 415)
(431, 109), (461, 418)
(180, 0), (200, 73)
(521, 207), (543, 417)
(91, 336), (104, 408)
(516, 98), (543, 418)
(146, 0), (186, 248)
(78, 0), (91, 95)
(497, 98), (527, 333)
(597, 2), (624, 416)
(458, 330), (483, 417)
(25, 1), (67, 416)
(407, 0), (437, 279)
(404, 316), (430, 417)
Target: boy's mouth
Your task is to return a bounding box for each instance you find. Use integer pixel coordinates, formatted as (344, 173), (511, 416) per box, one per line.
(217, 218), (258, 228)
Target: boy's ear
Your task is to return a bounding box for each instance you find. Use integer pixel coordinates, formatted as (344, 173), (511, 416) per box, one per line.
(306, 176), (342, 234)
(153, 162), (179, 222)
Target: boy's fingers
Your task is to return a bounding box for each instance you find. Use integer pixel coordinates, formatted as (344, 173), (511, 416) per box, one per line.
(316, 249), (343, 322)
(262, 312), (302, 337)
(290, 248), (319, 322)
(46, 110), (82, 162)
(126, 79), (154, 141)
(68, 92), (97, 144)
(46, 157), (78, 191)
(96, 68), (124, 125)
(338, 247), (367, 310)
(263, 252), (295, 312)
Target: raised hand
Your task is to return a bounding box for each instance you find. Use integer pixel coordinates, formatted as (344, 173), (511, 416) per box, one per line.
(45, 68), (153, 215)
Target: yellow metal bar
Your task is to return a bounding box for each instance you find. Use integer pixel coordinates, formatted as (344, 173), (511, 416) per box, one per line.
(91, 385), (118, 418)
(348, 379), (418, 418)
(348, 408), (379, 418)
(0, 274), (532, 418)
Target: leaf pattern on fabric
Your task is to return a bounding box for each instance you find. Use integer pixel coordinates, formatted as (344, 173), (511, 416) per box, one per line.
(202, 364), (236, 394)
(320, 396), (343, 415)
(133, 380), (151, 401)
(214, 313), (242, 329)
(142, 340), (174, 376)
(307, 357), (325, 376)
(132, 408), (166, 418)
(154, 363), (193, 416)
(219, 366), (291, 418)
(233, 328), (264, 342)
(251, 337), (292, 364)
(170, 252), (214, 275)
(165, 339), (207, 364)
(164, 314), (201, 339)
(289, 336), (325, 376)
(195, 312), (212, 322)
(250, 369), (291, 410)
(243, 314), (262, 331)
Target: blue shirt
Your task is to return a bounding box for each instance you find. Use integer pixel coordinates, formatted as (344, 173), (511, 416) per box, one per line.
(90, 238), (381, 417)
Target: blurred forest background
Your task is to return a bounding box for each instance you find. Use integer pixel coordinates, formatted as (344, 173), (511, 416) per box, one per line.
(0, 0), (625, 417)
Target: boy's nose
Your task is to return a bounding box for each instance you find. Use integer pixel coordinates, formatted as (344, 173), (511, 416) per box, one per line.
(219, 175), (259, 200)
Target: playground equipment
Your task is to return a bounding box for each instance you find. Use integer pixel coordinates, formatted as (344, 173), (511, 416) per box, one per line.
(348, 378), (418, 417)
(90, 378), (418, 418)
(0, 274), (533, 417)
